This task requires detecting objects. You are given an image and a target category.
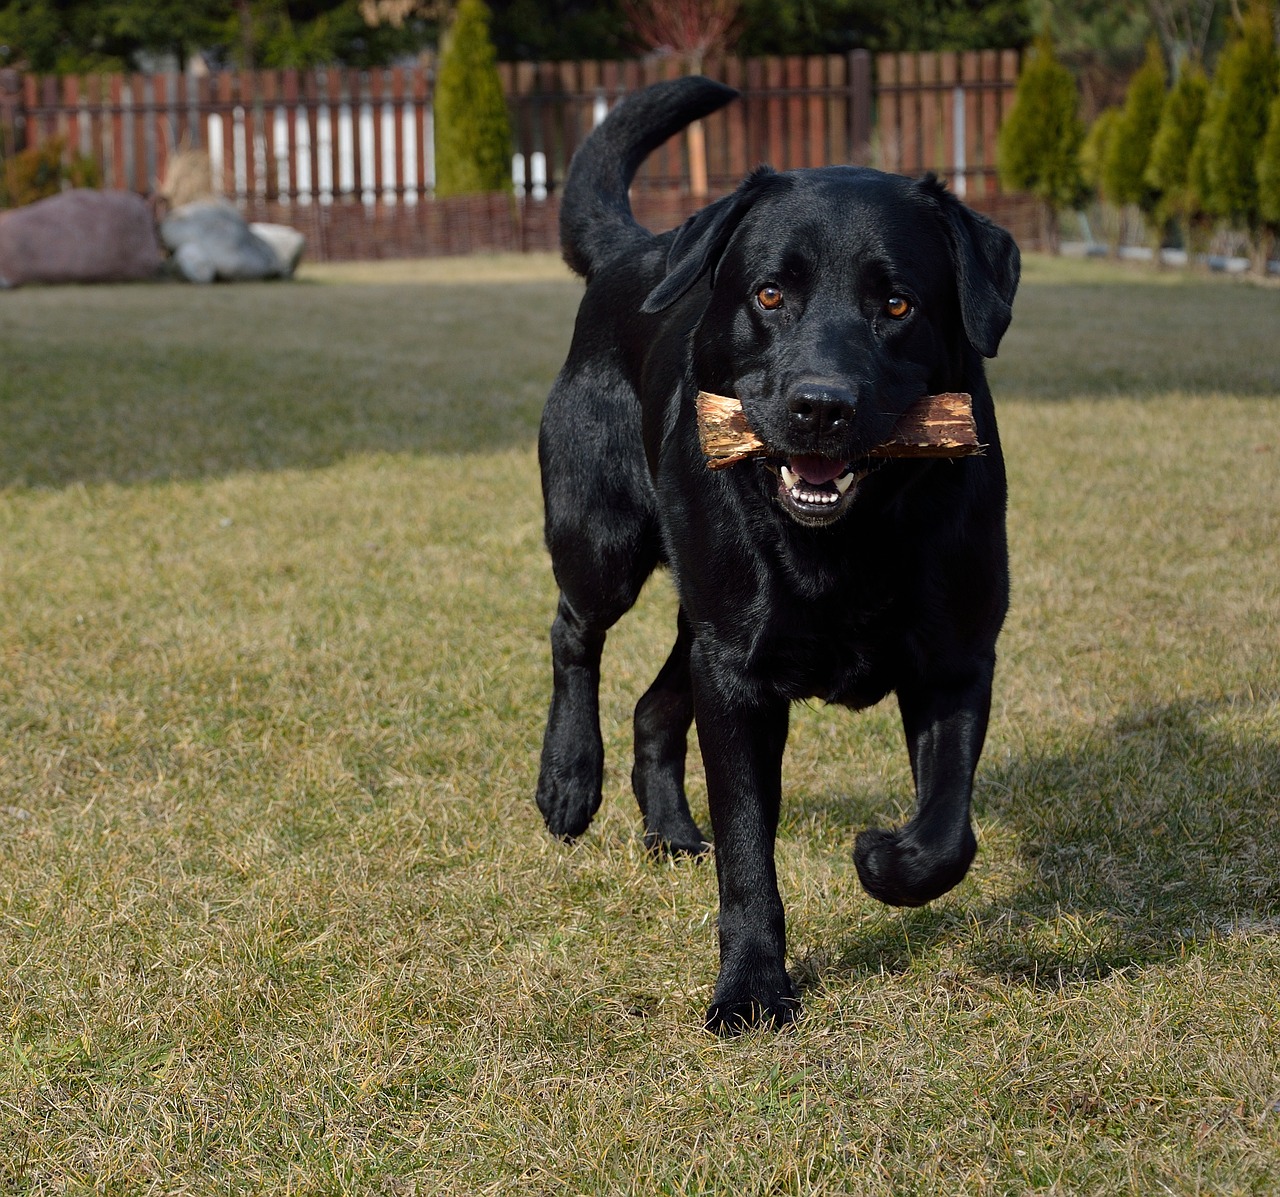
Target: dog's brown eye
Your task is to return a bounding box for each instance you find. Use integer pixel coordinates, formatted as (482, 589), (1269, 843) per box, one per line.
(885, 296), (911, 319)
(756, 286), (784, 311)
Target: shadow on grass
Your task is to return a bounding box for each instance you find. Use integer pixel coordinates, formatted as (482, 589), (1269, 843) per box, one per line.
(0, 276), (581, 489)
(793, 696), (1280, 995)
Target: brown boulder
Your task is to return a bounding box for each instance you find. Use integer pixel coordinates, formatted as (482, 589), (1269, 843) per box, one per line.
(0, 189), (163, 287)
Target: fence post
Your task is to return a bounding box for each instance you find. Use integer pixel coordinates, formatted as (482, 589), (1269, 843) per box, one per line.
(0, 68), (25, 166)
(847, 50), (871, 166)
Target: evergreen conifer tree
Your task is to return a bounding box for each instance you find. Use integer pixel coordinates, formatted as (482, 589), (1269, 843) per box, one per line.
(1101, 40), (1167, 257)
(1257, 89), (1280, 267)
(1190, 4), (1278, 268)
(1080, 107), (1123, 253)
(996, 35), (1086, 252)
(434, 0), (513, 198)
(1146, 61), (1210, 259)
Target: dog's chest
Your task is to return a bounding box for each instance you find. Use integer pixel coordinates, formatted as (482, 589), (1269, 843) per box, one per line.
(736, 596), (899, 708)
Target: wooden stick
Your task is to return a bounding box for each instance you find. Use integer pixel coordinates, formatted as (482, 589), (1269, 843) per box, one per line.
(695, 390), (983, 470)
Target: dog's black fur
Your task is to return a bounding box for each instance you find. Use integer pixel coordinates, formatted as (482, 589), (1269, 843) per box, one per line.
(536, 77), (1020, 1033)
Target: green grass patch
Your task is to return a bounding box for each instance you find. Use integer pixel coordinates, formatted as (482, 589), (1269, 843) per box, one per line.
(1, 253), (1277, 1193)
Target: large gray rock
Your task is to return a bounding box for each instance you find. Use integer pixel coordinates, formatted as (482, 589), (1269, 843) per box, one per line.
(249, 222), (306, 278)
(160, 199), (292, 283)
(0, 189), (164, 287)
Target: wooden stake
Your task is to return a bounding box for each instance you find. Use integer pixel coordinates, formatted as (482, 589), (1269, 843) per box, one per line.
(695, 390), (983, 470)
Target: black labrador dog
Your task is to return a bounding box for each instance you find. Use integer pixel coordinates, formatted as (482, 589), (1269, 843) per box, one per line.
(535, 77), (1019, 1033)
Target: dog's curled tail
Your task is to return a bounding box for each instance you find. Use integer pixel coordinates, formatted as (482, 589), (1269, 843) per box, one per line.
(559, 76), (739, 280)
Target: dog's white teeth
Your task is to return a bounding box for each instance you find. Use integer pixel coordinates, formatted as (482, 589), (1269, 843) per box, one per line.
(833, 472), (855, 495)
(781, 466), (799, 490)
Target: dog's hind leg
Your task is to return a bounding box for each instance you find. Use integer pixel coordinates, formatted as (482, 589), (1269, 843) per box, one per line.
(536, 593), (612, 840)
(632, 608), (709, 856)
(853, 662), (992, 907)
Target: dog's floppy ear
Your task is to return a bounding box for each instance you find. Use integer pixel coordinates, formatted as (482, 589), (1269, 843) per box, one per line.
(641, 168), (782, 314)
(924, 176), (1021, 358)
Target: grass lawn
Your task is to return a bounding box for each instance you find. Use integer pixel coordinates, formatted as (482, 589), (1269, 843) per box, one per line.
(1, 252), (1277, 1194)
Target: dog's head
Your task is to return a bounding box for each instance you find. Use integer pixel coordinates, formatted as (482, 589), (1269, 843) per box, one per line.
(642, 167), (1020, 527)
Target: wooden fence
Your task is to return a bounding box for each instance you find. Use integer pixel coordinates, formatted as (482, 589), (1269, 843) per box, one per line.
(0, 51), (1036, 261)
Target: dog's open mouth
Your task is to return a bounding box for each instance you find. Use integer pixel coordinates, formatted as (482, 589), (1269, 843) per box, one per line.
(771, 455), (868, 524)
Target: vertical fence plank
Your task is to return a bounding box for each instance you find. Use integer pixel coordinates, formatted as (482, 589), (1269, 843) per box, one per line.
(804, 55), (825, 167)
(61, 76), (80, 160)
(107, 74), (126, 193)
(414, 63), (429, 197)
(784, 56), (803, 171)
(32, 75), (51, 144)
(283, 68), (300, 202)
(537, 60), (560, 192)
(512, 61), (533, 195)
(237, 70), (257, 200)
(194, 74), (212, 159)
(349, 68), (366, 201)
(938, 52), (956, 190)
(875, 53), (897, 173)
(152, 73), (170, 189)
(979, 49), (1000, 198)
(961, 52), (982, 198)
(257, 69), (274, 201)
(0, 69), (22, 163)
(301, 68), (321, 202)
(900, 53), (921, 175)
(85, 74), (105, 183)
(848, 49), (871, 166)
(371, 67), (386, 204)
(764, 57), (784, 170)
(559, 59), (580, 193)
(390, 66), (406, 202)
(824, 54), (844, 165)
(997, 48), (1020, 195)
(919, 52), (939, 176)
(215, 73), (234, 198)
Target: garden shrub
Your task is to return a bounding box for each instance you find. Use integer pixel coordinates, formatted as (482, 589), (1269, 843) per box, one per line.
(1102, 40), (1167, 254)
(1, 134), (100, 208)
(433, 0), (512, 198)
(1191, 5), (1278, 267)
(1146, 60), (1210, 251)
(996, 34), (1086, 252)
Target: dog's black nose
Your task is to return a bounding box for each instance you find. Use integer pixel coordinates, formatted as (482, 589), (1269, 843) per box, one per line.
(787, 382), (857, 442)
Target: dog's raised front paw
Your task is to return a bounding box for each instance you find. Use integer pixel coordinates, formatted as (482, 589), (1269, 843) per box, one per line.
(853, 824), (976, 907)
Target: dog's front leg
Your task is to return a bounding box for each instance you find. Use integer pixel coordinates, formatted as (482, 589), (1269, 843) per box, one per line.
(854, 663), (993, 907)
(694, 650), (797, 1033)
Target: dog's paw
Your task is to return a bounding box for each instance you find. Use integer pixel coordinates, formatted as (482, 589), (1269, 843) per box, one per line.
(853, 824), (976, 907)
(642, 813), (712, 858)
(704, 967), (799, 1035)
(535, 769), (601, 842)
(705, 992), (800, 1036)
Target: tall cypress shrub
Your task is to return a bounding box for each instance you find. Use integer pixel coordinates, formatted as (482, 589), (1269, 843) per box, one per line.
(1257, 89), (1280, 267)
(1080, 108), (1124, 253)
(434, 0), (513, 198)
(1102, 40), (1167, 257)
(996, 35), (1086, 252)
(1191, 4), (1278, 268)
(1146, 61), (1210, 260)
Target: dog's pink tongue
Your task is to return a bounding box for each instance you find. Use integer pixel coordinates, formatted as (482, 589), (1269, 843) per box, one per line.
(789, 455), (849, 485)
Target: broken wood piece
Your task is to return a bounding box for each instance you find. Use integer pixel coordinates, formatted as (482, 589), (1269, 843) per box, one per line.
(695, 390), (982, 470)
